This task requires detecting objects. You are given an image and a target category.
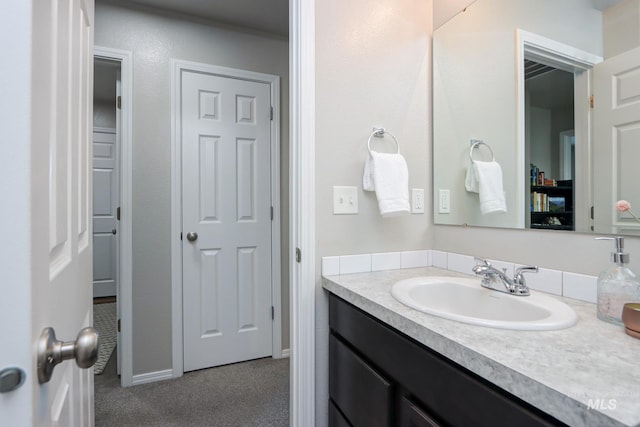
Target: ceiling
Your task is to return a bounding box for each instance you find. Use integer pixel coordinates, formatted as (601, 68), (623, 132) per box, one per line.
(120, 0), (289, 37)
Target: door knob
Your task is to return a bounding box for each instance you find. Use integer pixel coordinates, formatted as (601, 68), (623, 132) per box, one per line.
(186, 232), (198, 242)
(0, 367), (26, 393)
(37, 327), (99, 384)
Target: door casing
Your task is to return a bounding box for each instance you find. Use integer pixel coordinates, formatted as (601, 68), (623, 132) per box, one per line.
(93, 46), (134, 387)
(171, 59), (283, 378)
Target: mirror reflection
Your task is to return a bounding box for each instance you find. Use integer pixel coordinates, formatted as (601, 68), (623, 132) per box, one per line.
(433, 0), (640, 235)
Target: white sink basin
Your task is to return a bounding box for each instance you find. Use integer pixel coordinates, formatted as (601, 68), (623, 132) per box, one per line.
(391, 276), (577, 331)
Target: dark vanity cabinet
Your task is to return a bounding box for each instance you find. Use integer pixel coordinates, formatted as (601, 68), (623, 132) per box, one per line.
(328, 294), (565, 427)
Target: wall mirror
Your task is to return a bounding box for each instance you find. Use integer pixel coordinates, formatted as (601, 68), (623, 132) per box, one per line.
(433, 0), (640, 235)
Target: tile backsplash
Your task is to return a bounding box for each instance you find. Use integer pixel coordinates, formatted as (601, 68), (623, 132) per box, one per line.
(322, 250), (597, 304)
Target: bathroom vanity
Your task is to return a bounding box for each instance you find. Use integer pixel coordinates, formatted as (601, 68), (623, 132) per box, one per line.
(323, 267), (640, 427)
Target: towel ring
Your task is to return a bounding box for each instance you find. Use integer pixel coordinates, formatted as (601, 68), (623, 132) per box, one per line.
(367, 128), (400, 154)
(469, 139), (495, 162)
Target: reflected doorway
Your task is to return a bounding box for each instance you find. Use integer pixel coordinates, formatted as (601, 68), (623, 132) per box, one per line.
(524, 60), (575, 231)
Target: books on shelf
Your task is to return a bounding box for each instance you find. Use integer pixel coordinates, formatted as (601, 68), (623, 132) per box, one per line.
(530, 193), (567, 213)
(530, 164), (557, 187)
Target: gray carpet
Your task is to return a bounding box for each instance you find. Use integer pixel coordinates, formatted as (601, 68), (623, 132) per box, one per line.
(95, 354), (289, 426)
(94, 303), (117, 375)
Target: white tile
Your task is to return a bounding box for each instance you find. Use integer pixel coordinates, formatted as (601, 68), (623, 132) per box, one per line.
(518, 265), (562, 296)
(431, 250), (448, 269)
(339, 254), (371, 275)
(563, 272), (598, 303)
(447, 253), (476, 275)
(321, 256), (340, 276)
(372, 252), (401, 272)
(400, 250), (429, 268)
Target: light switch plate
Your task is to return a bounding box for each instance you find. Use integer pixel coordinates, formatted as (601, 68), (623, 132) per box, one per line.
(411, 188), (425, 214)
(439, 189), (450, 213)
(333, 186), (358, 214)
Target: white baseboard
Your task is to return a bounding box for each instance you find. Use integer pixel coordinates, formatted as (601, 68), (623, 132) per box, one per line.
(281, 348), (290, 358)
(131, 369), (173, 386)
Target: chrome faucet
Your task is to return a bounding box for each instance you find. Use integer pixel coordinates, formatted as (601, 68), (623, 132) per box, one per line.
(472, 257), (538, 296)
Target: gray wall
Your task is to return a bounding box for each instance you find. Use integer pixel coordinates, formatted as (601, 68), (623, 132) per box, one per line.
(314, 0), (432, 424)
(95, 0), (290, 375)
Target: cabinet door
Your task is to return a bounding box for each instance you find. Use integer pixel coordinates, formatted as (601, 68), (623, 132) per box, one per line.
(329, 400), (352, 427)
(329, 333), (393, 427)
(399, 396), (441, 427)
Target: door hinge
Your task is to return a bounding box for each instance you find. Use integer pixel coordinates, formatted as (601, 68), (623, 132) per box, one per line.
(589, 95), (594, 109)
(271, 306), (275, 320)
(117, 96), (122, 109)
(296, 248), (301, 263)
(270, 106), (273, 121)
(117, 207), (121, 221)
(117, 319), (121, 333)
(180, 232), (183, 241)
(271, 206), (274, 221)
(590, 205), (594, 220)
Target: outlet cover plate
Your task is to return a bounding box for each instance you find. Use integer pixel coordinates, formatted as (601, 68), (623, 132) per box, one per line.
(411, 188), (425, 214)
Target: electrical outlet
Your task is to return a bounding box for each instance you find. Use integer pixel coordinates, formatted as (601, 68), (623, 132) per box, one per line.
(333, 186), (358, 214)
(412, 188), (425, 214)
(439, 189), (450, 213)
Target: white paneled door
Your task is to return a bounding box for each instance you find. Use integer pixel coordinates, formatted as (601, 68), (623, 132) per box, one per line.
(0, 0), (95, 425)
(593, 46), (640, 234)
(92, 127), (118, 297)
(181, 69), (274, 372)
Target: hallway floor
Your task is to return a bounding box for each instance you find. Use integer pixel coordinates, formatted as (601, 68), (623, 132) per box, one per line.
(95, 352), (289, 426)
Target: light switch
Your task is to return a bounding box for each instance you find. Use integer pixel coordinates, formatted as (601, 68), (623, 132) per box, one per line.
(439, 189), (450, 213)
(333, 186), (358, 214)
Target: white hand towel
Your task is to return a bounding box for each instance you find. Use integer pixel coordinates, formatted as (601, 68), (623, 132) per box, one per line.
(465, 161), (479, 193)
(363, 153), (375, 192)
(362, 151), (410, 216)
(472, 160), (507, 214)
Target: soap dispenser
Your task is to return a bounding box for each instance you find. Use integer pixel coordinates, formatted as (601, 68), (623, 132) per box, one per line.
(596, 236), (640, 325)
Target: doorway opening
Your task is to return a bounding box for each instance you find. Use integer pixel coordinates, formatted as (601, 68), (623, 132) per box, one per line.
(524, 60), (576, 231)
(92, 57), (121, 380)
(92, 46), (134, 388)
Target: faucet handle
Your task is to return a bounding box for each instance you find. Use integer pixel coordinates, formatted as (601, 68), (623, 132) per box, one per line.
(514, 265), (538, 285)
(473, 257), (491, 266)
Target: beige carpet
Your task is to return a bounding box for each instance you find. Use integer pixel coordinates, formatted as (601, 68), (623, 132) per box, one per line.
(93, 303), (116, 375)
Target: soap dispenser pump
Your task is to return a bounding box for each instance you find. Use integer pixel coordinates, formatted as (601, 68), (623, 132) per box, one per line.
(595, 236), (640, 325)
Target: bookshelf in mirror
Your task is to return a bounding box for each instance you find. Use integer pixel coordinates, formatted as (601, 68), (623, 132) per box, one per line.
(529, 179), (574, 231)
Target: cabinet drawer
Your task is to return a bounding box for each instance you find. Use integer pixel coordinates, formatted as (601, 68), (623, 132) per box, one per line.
(329, 333), (393, 427)
(399, 396), (441, 427)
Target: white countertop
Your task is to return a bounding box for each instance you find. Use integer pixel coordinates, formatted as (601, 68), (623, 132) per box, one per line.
(322, 267), (640, 427)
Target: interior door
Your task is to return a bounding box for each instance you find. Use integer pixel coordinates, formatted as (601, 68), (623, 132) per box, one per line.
(593, 46), (640, 234)
(181, 69), (273, 372)
(0, 0), (95, 425)
(92, 127), (118, 298)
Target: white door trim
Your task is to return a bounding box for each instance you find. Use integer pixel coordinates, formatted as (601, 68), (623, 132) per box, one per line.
(289, 0), (316, 424)
(93, 46), (134, 387)
(171, 60), (282, 378)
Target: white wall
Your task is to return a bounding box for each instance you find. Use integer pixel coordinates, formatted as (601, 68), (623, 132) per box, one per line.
(95, 0), (289, 376)
(603, 0), (640, 58)
(433, 0), (603, 229)
(314, 0), (432, 424)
